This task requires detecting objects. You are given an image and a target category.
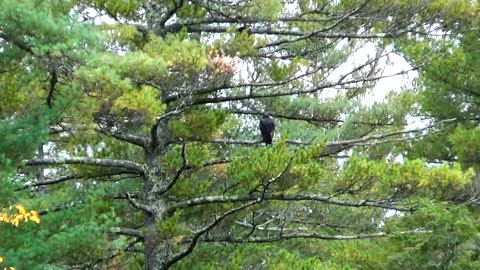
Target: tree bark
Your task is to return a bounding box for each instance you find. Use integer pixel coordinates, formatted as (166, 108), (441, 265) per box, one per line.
(143, 150), (169, 270)
(143, 114), (173, 269)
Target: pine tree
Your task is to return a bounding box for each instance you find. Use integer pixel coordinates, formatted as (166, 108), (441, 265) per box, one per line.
(1, 0), (479, 269)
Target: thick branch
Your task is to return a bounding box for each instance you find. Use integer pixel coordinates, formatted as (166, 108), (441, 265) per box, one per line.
(150, 109), (186, 149)
(0, 32), (34, 54)
(95, 126), (147, 148)
(125, 193), (155, 216)
(159, 0), (184, 28)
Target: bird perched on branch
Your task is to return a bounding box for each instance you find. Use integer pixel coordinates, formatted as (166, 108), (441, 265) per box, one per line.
(259, 113), (275, 145)
(237, 25), (252, 35)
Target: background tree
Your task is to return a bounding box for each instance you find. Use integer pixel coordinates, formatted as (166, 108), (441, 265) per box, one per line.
(394, 10), (480, 268)
(1, 0), (479, 269)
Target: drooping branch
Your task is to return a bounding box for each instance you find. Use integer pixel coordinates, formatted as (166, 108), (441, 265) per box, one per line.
(24, 157), (145, 174)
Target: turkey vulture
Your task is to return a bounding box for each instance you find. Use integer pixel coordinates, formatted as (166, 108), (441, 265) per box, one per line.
(259, 114), (275, 145)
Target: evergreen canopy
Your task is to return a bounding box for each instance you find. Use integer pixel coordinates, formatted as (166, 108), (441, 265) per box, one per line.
(1, 0), (480, 269)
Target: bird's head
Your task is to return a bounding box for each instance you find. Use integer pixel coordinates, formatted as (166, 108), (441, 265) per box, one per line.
(263, 113), (271, 118)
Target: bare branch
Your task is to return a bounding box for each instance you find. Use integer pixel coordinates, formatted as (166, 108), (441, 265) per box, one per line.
(23, 157), (145, 174)
(48, 123), (146, 147)
(257, 0), (372, 49)
(328, 118), (457, 147)
(233, 109), (393, 126)
(191, 118), (457, 148)
(159, 141), (188, 195)
(19, 174), (78, 191)
(18, 171), (141, 191)
(194, 229), (431, 243)
(161, 10), (379, 33)
(166, 193), (416, 214)
(161, 199), (260, 270)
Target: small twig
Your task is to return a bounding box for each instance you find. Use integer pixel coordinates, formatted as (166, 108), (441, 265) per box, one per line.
(159, 141), (188, 195)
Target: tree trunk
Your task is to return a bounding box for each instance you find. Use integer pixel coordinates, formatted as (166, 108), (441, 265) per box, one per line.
(143, 116), (173, 269)
(143, 149), (170, 269)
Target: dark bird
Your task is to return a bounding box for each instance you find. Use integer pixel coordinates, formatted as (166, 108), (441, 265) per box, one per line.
(237, 25), (252, 35)
(259, 113), (275, 145)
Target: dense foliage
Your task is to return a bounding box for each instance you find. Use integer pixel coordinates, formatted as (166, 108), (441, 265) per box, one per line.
(1, 0), (480, 269)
